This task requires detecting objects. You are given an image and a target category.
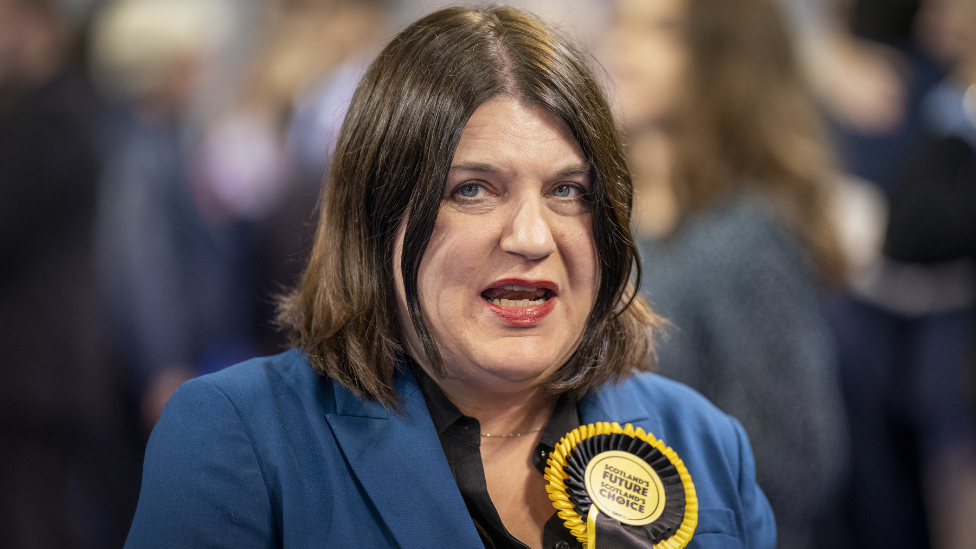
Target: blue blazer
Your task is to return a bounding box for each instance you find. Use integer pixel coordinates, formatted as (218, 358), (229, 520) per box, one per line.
(125, 350), (775, 548)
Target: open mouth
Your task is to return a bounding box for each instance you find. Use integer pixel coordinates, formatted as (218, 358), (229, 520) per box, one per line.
(481, 283), (556, 307)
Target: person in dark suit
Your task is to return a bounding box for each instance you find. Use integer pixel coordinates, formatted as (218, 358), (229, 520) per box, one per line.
(0, 0), (142, 546)
(125, 7), (776, 548)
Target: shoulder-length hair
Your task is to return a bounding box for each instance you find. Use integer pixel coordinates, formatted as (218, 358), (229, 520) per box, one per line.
(672, 0), (844, 283)
(278, 6), (657, 407)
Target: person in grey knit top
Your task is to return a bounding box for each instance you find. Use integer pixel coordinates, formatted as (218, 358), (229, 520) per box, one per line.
(637, 195), (848, 549)
(612, 0), (850, 547)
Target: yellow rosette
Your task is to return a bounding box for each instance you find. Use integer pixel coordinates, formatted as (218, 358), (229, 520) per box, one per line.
(544, 422), (698, 549)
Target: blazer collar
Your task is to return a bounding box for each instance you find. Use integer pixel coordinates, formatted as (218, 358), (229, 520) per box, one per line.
(324, 360), (484, 549)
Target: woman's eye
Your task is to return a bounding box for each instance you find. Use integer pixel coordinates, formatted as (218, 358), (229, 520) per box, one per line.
(552, 184), (577, 198)
(457, 183), (484, 198)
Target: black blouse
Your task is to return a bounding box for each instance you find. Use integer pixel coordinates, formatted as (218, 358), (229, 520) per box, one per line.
(411, 362), (583, 549)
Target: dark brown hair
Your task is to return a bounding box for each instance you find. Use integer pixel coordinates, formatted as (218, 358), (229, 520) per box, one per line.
(672, 0), (844, 283)
(278, 6), (657, 407)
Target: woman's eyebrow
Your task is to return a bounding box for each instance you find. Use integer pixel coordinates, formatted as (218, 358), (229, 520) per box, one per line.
(448, 162), (591, 176)
(449, 162), (500, 173)
(555, 163), (591, 177)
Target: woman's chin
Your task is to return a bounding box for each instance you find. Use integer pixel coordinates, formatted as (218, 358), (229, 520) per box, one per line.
(461, 350), (568, 387)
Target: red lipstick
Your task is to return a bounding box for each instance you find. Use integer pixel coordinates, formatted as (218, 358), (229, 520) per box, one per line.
(481, 278), (558, 326)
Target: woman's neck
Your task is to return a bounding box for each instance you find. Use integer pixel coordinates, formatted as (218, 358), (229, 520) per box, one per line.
(425, 368), (556, 437)
(415, 361), (557, 549)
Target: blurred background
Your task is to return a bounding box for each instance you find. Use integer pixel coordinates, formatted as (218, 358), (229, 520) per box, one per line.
(1, 0), (974, 547)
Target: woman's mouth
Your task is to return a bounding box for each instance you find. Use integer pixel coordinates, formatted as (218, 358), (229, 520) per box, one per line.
(481, 284), (553, 306)
(481, 280), (557, 325)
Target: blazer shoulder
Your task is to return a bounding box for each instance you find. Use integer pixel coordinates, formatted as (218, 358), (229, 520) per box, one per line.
(608, 372), (735, 428)
(587, 373), (747, 475)
(186, 349), (337, 412)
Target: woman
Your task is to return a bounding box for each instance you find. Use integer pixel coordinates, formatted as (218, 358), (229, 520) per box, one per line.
(125, 7), (775, 548)
(613, 0), (848, 547)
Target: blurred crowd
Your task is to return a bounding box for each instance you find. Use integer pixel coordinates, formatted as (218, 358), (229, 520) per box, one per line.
(0, 0), (974, 548)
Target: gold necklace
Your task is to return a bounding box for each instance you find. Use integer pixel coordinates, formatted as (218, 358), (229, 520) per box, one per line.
(480, 427), (544, 438)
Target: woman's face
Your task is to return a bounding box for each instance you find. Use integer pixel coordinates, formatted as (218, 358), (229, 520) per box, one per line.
(611, 0), (688, 128)
(393, 96), (599, 395)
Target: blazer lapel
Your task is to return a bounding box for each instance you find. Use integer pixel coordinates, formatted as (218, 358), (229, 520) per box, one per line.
(325, 365), (483, 549)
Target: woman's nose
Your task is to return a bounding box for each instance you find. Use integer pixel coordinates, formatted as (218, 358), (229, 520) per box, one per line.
(500, 197), (557, 260)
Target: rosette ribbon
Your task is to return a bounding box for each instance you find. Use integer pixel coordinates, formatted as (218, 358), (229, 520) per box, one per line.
(544, 422), (698, 549)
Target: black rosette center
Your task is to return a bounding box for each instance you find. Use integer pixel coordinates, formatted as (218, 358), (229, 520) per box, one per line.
(565, 433), (686, 543)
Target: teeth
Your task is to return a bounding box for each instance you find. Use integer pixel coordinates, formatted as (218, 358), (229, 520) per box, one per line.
(490, 297), (546, 307)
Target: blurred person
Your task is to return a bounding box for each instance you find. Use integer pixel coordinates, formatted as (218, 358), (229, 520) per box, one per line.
(245, 0), (395, 352)
(90, 0), (262, 433)
(775, 0), (950, 202)
(809, 4), (971, 546)
(812, 1), (976, 547)
(272, 0), (394, 178)
(186, 0), (398, 356)
(872, 1), (976, 547)
(0, 0), (142, 547)
(774, 0), (909, 137)
(612, 0), (850, 548)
